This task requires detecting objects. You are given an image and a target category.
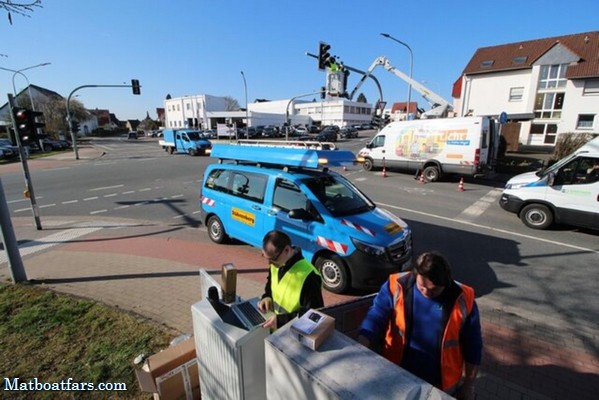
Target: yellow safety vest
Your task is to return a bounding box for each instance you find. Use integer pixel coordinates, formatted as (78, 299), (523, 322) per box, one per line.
(271, 259), (318, 315)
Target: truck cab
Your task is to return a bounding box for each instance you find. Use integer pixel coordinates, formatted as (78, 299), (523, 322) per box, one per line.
(200, 141), (413, 294)
(159, 129), (212, 156)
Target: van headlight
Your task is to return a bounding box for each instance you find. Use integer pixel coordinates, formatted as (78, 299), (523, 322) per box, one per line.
(351, 237), (386, 258)
(505, 182), (528, 190)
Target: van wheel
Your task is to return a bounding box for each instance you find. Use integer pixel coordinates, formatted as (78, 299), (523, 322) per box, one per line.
(362, 158), (374, 171)
(316, 254), (349, 294)
(423, 166), (440, 182)
(188, 148), (196, 156)
(520, 204), (553, 230)
(207, 216), (228, 243)
(168, 147), (174, 155)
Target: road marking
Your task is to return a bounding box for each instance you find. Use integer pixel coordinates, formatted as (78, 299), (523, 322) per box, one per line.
(378, 202), (598, 254)
(0, 225), (104, 264)
(90, 209), (107, 215)
(122, 190), (135, 195)
(62, 200), (78, 204)
(114, 205), (130, 210)
(39, 204), (56, 209)
(171, 194), (184, 199)
(172, 214), (186, 219)
(14, 208), (30, 213)
(456, 188), (502, 222)
(139, 188), (152, 192)
(89, 184), (124, 191)
(103, 193), (117, 198)
(7, 197), (43, 204)
(83, 196), (98, 201)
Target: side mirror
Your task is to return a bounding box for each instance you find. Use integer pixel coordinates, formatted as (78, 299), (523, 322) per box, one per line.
(288, 208), (313, 220)
(366, 142), (373, 149)
(547, 172), (556, 187)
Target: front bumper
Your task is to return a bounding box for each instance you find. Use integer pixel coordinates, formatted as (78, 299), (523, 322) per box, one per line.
(499, 193), (525, 213)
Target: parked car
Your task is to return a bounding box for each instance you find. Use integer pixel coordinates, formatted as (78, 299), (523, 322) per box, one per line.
(262, 125), (278, 137)
(0, 138), (19, 159)
(294, 126), (309, 136)
(308, 125), (320, 133)
(128, 131), (138, 140)
(340, 127), (358, 139)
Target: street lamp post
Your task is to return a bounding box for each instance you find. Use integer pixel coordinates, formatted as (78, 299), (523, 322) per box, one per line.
(380, 33), (413, 119)
(0, 62), (51, 111)
(240, 71), (249, 139)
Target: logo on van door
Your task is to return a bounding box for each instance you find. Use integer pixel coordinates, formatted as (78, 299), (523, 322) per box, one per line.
(232, 208), (255, 226)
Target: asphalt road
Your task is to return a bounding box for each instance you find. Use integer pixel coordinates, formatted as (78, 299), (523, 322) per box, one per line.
(1, 136), (598, 347)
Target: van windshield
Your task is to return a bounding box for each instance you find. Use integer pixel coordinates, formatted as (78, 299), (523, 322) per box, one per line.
(187, 132), (205, 140)
(302, 174), (375, 217)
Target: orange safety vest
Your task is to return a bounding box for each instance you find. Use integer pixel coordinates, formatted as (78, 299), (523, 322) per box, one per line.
(382, 272), (475, 393)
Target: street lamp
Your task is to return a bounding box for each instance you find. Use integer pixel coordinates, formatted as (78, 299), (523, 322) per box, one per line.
(0, 62), (51, 111)
(240, 71), (249, 139)
(380, 33), (413, 118)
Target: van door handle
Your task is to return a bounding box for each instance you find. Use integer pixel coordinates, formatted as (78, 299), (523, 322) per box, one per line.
(267, 210), (278, 216)
(251, 205), (261, 210)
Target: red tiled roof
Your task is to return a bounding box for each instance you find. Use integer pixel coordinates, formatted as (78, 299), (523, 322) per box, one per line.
(462, 31), (599, 79)
(391, 102), (418, 114)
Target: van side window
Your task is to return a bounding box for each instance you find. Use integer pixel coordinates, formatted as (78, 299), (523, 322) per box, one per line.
(205, 169), (230, 193)
(371, 135), (385, 148)
(273, 179), (307, 212)
(231, 172), (267, 203)
(579, 157), (599, 184)
(555, 157), (598, 185)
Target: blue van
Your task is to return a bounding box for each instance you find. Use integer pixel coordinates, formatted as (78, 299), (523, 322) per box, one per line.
(200, 142), (413, 293)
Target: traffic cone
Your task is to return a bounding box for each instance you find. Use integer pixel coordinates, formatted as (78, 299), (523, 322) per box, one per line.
(381, 158), (388, 177)
(458, 177), (465, 192)
(419, 172), (425, 184)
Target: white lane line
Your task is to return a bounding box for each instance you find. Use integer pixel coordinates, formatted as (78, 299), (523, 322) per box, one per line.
(83, 196), (99, 201)
(114, 205), (130, 210)
(39, 204), (57, 209)
(171, 194), (184, 199)
(0, 226), (104, 264)
(62, 200), (78, 204)
(122, 190), (135, 195)
(139, 188), (152, 192)
(103, 193), (117, 198)
(7, 197), (43, 204)
(89, 184), (124, 191)
(172, 214), (186, 219)
(192, 210), (202, 214)
(378, 202), (598, 254)
(456, 189), (502, 222)
(14, 208), (30, 213)
(90, 209), (108, 215)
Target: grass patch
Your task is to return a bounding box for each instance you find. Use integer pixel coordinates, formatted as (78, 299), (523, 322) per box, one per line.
(0, 283), (177, 399)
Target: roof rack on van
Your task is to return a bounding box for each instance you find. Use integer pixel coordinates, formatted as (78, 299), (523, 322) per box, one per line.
(236, 139), (336, 151)
(210, 143), (359, 169)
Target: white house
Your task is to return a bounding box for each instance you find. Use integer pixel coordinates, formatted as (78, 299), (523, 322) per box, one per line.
(453, 31), (599, 147)
(164, 94), (227, 129)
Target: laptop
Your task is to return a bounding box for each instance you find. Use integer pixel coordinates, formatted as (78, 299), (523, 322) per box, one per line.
(230, 297), (267, 331)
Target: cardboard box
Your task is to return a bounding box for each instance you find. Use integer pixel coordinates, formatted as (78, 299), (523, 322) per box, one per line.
(135, 335), (200, 400)
(289, 309), (335, 350)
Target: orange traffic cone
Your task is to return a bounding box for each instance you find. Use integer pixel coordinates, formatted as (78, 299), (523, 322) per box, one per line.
(458, 177), (464, 192)
(381, 158), (388, 177)
(419, 172), (426, 184)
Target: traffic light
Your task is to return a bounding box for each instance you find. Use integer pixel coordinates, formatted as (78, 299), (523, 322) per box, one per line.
(70, 120), (80, 133)
(320, 86), (326, 99)
(12, 107), (38, 145)
(318, 42), (331, 70)
(131, 79), (141, 95)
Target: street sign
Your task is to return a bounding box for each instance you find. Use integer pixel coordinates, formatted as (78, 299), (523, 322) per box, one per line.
(499, 111), (508, 124)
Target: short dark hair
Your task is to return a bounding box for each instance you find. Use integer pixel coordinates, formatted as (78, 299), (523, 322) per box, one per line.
(262, 230), (291, 252)
(412, 251), (453, 287)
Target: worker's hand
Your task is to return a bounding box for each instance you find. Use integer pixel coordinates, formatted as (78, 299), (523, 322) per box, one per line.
(357, 335), (371, 348)
(262, 315), (277, 330)
(258, 297), (273, 313)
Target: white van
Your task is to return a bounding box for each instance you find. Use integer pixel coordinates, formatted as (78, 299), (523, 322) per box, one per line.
(499, 137), (599, 230)
(357, 116), (498, 181)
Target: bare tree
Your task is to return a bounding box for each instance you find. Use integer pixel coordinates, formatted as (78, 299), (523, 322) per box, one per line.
(38, 97), (89, 136)
(224, 96), (240, 111)
(1, 0), (42, 25)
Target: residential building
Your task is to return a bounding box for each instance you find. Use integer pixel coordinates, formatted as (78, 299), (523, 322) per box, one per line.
(164, 94), (227, 129)
(453, 31), (599, 147)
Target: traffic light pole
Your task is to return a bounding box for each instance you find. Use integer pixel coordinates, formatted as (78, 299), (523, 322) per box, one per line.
(67, 83), (137, 160)
(285, 90), (321, 141)
(0, 177), (28, 283)
(7, 93), (42, 230)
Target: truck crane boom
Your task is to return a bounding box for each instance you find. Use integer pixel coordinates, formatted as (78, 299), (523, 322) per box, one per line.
(348, 56), (453, 118)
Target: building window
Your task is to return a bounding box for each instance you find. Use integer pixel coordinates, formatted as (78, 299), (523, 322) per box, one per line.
(534, 92), (564, 119)
(509, 87), (524, 102)
(530, 123), (558, 144)
(577, 114), (595, 130)
(583, 79), (599, 96)
(480, 60), (494, 67)
(538, 64), (568, 89)
(186, 103), (191, 110)
(513, 56), (527, 65)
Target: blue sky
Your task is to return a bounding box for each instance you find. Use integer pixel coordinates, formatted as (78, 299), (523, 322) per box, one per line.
(1, 0), (598, 120)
